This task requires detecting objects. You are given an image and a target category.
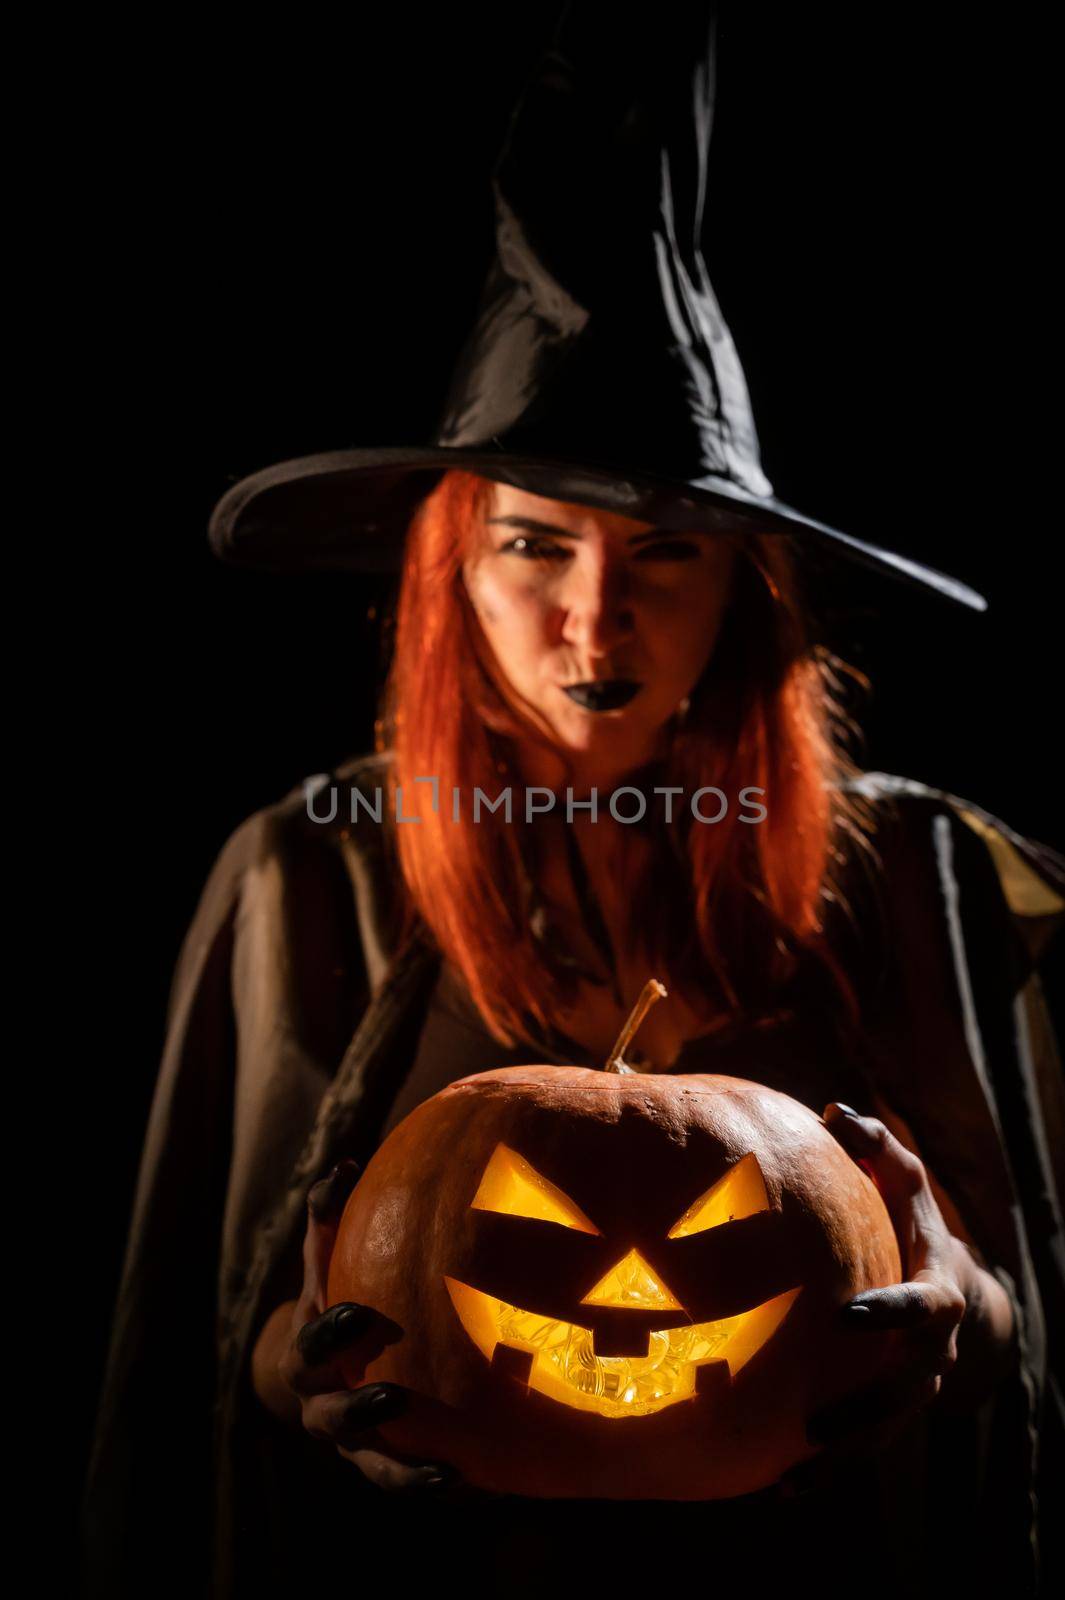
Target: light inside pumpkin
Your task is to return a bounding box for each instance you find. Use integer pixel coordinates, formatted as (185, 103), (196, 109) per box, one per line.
(447, 1145), (800, 1417)
(471, 1143), (600, 1234)
(666, 1151), (769, 1237)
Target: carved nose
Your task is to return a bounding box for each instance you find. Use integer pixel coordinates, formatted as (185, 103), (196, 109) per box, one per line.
(580, 1248), (683, 1311)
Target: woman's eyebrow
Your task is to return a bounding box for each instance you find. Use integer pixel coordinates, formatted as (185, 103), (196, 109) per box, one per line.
(485, 515), (707, 544)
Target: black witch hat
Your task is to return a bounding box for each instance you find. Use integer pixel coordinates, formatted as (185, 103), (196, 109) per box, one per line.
(208, 4), (986, 611)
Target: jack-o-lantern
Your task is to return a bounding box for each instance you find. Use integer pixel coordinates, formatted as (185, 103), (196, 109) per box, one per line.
(328, 982), (901, 1499)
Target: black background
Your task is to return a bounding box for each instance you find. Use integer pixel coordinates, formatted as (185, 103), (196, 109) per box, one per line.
(78, 2), (1061, 1504)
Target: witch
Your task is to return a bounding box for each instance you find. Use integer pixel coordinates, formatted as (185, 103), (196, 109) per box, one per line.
(85, 6), (1064, 1597)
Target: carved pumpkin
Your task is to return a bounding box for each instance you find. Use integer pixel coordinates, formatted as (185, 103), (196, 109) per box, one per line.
(328, 984), (901, 1499)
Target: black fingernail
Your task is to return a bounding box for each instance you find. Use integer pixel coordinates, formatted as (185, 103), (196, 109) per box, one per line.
(297, 1303), (369, 1366)
(835, 1104), (860, 1119)
(363, 1385), (408, 1421)
(421, 1465), (457, 1488)
(344, 1395), (373, 1426)
(839, 1301), (873, 1326)
(334, 1304), (371, 1341)
(296, 1315), (333, 1368)
(345, 1390), (386, 1426)
(325, 1163), (356, 1192)
(308, 1160), (361, 1217)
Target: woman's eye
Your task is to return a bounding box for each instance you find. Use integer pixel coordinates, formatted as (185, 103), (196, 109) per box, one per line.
(634, 540), (702, 561)
(498, 536), (702, 565)
(501, 536), (570, 564)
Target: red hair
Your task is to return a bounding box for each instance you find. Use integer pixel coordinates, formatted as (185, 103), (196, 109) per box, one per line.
(378, 469), (872, 1047)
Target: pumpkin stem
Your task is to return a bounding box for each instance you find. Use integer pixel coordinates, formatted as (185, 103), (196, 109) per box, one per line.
(604, 979), (668, 1074)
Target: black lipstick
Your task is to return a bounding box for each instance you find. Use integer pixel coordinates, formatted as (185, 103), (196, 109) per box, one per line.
(561, 680), (642, 712)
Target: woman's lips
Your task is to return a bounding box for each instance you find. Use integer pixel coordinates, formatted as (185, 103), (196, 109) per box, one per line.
(560, 679), (643, 712)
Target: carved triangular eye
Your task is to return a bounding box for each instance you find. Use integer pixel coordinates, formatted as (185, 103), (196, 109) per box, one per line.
(667, 1152), (770, 1238)
(471, 1144), (601, 1234)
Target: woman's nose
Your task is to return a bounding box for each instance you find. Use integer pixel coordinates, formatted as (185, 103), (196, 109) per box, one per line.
(559, 553), (636, 658)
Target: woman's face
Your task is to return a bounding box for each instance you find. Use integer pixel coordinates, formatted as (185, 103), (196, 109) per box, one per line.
(461, 481), (737, 781)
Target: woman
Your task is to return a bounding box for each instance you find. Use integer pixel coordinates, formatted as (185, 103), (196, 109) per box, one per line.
(86, 7), (1064, 1595)
(85, 469), (1065, 1597)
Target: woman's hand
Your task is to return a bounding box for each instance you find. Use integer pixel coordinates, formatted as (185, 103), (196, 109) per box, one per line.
(252, 1159), (460, 1494)
(794, 1103), (1016, 1467)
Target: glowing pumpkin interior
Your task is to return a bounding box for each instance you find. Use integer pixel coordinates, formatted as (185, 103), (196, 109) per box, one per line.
(444, 1143), (801, 1417)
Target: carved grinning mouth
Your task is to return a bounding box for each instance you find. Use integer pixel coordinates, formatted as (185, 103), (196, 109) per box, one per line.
(449, 1144), (802, 1417)
(444, 1277), (800, 1417)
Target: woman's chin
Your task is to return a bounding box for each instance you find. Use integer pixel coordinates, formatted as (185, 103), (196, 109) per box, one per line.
(545, 715), (665, 772)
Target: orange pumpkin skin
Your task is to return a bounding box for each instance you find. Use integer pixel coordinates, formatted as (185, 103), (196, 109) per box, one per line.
(327, 1067), (902, 1500)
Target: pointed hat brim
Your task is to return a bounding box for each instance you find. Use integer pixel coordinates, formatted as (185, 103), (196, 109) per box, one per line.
(207, 445), (988, 612)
